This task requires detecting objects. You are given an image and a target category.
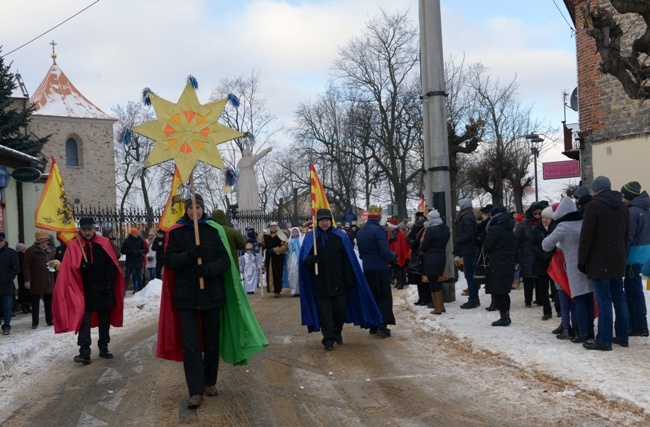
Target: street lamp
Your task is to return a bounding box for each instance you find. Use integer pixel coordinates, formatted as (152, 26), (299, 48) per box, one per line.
(525, 134), (544, 202)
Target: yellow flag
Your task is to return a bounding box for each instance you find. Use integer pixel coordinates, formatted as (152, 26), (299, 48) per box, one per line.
(310, 163), (336, 227)
(34, 157), (77, 242)
(158, 166), (185, 231)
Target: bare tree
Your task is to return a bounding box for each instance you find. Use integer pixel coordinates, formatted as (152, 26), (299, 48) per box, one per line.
(331, 9), (422, 219)
(582, 1), (650, 99)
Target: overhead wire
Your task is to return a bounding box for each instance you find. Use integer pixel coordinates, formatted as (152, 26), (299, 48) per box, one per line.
(1, 1), (101, 58)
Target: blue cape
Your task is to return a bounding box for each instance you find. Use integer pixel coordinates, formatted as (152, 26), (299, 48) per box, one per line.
(298, 228), (383, 333)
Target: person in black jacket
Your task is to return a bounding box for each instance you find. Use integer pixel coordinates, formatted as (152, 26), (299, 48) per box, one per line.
(0, 234), (19, 335)
(454, 199), (479, 309)
(303, 209), (355, 350)
(407, 211), (428, 306)
(152, 230), (166, 279)
(514, 201), (549, 307)
(164, 194), (231, 408)
(419, 209), (450, 315)
(120, 228), (147, 294)
(531, 206), (555, 321)
(483, 205), (516, 326)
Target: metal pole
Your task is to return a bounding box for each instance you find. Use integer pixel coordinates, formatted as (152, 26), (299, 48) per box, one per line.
(534, 149), (539, 202)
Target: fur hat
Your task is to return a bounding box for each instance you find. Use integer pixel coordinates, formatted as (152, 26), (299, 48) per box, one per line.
(184, 193), (205, 211)
(591, 176), (611, 193)
(621, 181), (642, 200)
(79, 217), (96, 228)
(316, 209), (332, 221)
(35, 231), (49, 243)
(367, 205), (382, 219)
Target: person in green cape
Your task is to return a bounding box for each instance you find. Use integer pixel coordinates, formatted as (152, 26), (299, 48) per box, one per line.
(157, 193), (267, 409)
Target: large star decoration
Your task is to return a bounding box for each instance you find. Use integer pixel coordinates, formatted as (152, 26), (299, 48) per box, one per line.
(132, 83), (243, 182)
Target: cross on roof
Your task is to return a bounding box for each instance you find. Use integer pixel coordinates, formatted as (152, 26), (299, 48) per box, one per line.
(50, 40), (57, 54)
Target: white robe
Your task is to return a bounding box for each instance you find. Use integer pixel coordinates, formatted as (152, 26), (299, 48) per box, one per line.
(239, 252), (260, 293)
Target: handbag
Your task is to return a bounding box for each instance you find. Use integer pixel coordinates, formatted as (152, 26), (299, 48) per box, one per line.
(407, 254), (422, 274)
(473, 248), (488, 284)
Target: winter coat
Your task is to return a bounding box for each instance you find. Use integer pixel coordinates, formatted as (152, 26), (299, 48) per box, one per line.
(453, 209), (477, 256)
(152, 236), (165, 262)
(543, 198), (593, 297)
(356, 219), (397, 270)
(23, 243), (55, 295)
(483, 213), (515, 296)
(625, 190), (650, 265)
(212, 210), (247, 272)
(531, 221), (554, 277)
(419, 223), (450, 278)
(0, 244), (19, 296)
(165, 215), (232, 309)
(578, 190), (629, 280)
(80, 239), (118, 311)
(303, 227), (354, 297)
(120, 235), (148, 268)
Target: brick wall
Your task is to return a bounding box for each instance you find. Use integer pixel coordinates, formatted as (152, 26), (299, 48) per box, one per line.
(571, 0), (650, 185)
(29, 115), (117, 207)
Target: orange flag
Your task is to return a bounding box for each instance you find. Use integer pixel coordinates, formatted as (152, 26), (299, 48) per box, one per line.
(310, 163), (336, 227)
(158, 166), (185, 231)
(34, 157), (77, 243)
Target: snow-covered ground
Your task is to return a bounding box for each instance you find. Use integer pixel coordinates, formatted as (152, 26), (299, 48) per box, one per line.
(1, 276), (649, 416)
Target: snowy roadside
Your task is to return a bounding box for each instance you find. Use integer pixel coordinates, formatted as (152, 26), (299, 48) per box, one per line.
(0, 279), (163, 414)
(1, 275), (649, 418)
(400, 275), (650, 413)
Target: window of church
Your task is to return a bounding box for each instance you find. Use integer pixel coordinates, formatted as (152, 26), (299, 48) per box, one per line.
(66, 137), (80, 166)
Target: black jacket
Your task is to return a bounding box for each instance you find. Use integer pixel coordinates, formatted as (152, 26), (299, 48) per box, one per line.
(152, 236), (165, 262)
(531, 221), (555, 277)
(165, 216), (231, 309)
(304, 228), (354, 297)
(453, 209), (477, 256)
(483, 213), (515, 296)
(80, 239), (117, 311)
(120, 235), (147, 268)
(0, 244), (19, 296)
(420, 223), (450, 277)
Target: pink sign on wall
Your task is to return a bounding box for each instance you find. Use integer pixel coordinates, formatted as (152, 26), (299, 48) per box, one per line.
(542, 160), (581, 180)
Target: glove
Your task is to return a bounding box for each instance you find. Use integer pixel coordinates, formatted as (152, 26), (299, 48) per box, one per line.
(188, 245), (206, 260)
(24, 281), (30, 290)
(577, 264), (587, 274)
(158, 241), (163, 247)
(305, 255), (319, 267)
(193, 264), (208, 278)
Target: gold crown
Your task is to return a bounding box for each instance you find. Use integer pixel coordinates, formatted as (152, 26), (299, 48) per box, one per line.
(367, 205), (382, 216)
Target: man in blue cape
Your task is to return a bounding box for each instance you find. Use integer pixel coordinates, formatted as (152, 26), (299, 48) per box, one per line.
(299, 208), (382, 350)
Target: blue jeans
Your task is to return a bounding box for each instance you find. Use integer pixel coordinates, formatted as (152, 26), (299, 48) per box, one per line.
(1, 294), (13, 330)
(624, 264), (648, 332)
(125, 266), (143, 292)
(573, 292), (595, 336)
(557, 288), (576, 330)
(593, 278), (629, 345)
(463, 253), (478, 299)
(148, 267), (156, 283)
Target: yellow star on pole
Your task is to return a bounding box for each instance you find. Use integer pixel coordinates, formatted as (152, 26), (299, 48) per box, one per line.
(132, 82), (243, 182)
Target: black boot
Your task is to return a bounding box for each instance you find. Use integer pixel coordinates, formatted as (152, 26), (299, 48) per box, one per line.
(460, 297), (480, 309)
(492, 310), (511, 327)
(485, 299), (497, 312)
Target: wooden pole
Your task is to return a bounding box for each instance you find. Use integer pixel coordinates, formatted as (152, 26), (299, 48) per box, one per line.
(189, 174), (205, 290)
(312, 215), (318, 275)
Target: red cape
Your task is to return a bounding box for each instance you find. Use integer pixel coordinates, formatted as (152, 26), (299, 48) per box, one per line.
(388, 229), (409, 267)
(52, 234), (125, 334)
(547, 249), (599, 318)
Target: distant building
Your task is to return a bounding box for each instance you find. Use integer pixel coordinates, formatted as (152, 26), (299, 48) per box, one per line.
(563, 1), (650, 188)
(28, 51), (116, 207)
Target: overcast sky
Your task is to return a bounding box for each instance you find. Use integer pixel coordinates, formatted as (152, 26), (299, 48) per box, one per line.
(3, 0), (580, 198)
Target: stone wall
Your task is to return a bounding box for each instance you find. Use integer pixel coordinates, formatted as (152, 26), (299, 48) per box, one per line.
(28, 115), (116, 207)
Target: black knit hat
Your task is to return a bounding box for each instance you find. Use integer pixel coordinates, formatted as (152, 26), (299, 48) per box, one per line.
(621, 181), (642, 200)
(316, 208), (332, 221)
(479, 204), (494, 214)
(184, 193), (205, 211)
(79, 217), (96, 228)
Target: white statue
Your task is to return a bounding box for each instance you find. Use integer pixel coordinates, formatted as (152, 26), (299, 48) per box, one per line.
(236, 147), (272, 211)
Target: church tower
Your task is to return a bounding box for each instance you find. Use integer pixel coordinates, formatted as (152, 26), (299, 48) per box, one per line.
(28, 48), (116, 207)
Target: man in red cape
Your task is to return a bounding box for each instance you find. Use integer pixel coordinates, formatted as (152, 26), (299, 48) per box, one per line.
(52, 217), (125, 365)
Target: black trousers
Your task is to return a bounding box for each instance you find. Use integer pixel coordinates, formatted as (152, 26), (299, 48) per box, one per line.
(177, 307), (221, 397)
(155, 261), (163, 280)
(364, 269), (396, 326)
(77, 309), (111, 357)
(535, 276), (552, 316)
(31, 293), (53, 326)
(315, 294), (347, 347)
(493, 294), (511, 311)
